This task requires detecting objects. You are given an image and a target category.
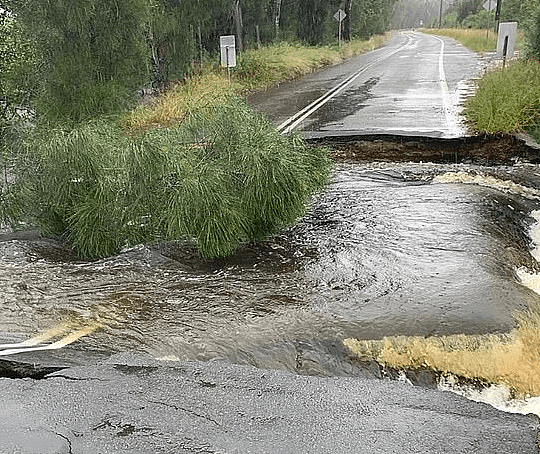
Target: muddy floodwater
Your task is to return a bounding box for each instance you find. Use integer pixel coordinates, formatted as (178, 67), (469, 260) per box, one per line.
(2, 136), (540, 380)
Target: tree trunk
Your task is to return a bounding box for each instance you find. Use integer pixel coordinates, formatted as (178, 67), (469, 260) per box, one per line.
(344, 0), (353, 41)
(274, 0), (282, 40)
(233, 0), (243, 52)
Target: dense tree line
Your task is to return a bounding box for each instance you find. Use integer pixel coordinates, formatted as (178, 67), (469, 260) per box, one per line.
(440, 0), (540, 58)
(1, 0), (339, 259)
(0, 0), (395, 126)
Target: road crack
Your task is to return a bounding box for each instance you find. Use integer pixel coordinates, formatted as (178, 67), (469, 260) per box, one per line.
(55, 432), (73, 454)
(148, 400), (222, 427)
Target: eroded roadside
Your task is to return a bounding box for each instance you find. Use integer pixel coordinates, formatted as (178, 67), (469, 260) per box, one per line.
(2, 134), (540, 453)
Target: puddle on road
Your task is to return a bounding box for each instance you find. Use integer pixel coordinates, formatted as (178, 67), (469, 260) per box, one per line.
(2, 134), (540, 417)
(300, 77), (380, 131)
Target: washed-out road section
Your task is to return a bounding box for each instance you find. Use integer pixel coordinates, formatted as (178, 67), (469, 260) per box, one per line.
(2, 31), (540, 454)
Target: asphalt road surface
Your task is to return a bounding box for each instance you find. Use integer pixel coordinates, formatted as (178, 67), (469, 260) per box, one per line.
(249, 31), (483, 138)
(2, 32), (540, 454)
(1, 353), (538, 454)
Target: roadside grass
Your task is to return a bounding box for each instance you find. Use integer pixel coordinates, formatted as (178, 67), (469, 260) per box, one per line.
(464, 59), (540, 134)
(235, 34), (390, 91)
(121, 34), (391, 134)
(122, 73), (239, 135)
(422, 27), (498, 52)
(422, 28), (540, 143)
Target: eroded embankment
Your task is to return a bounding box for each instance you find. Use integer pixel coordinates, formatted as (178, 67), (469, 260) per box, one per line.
(312, 133), (540, 405)
(308, 133), (540, 166)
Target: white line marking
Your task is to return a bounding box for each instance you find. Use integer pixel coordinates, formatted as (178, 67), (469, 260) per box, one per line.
(431, 35), (459, 134)
(0, 323), (100, 356)
(277, 32), (415, 134)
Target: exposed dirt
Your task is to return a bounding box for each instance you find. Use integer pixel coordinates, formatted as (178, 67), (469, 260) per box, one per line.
(309, 134), (540, 166)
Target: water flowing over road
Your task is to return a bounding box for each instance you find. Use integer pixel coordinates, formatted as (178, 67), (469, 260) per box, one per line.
(2, 31), (540, 454)
(1, 157), (540, 368)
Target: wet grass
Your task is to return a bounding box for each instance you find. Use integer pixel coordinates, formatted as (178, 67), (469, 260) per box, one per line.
(121, 34), (390, 134)
(235, 34), (390, 91)
(122, 73), (239, 135)
(422, 27), (499, 53)
(464, 60), (540, 135)
(422, 28), (540, 142)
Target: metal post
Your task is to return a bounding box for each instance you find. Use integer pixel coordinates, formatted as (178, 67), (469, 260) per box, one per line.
(502, 35), (508, 69)
(439, 0), (443, 28)
(486, 0), (491, 40)
(226, 46), (230, 79)
(495, 0), (503, 32)
(198, 25), (203, 63)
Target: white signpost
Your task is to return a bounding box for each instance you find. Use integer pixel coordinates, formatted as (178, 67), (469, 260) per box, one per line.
(333, 8), (347, 46)
(496, 21), (518, 67)
(220, 35), (236, 76)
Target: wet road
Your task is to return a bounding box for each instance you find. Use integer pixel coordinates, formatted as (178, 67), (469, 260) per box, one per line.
(249, 31), (483, 138)
(2, 31), (540, 453)
(1, 353), (538, 454)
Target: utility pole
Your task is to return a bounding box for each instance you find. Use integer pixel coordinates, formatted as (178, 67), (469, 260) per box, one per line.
(439, 0), (443, 28)
(494, 0), (503, 32)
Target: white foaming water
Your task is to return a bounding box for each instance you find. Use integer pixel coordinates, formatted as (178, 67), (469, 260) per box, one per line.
(517, 210), (540, 295)
(439, 375), (540, 417)
(433, 171), (540, 200)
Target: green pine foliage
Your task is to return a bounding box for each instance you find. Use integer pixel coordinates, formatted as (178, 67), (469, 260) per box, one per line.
(9, 98), (331, 259)
(9, 0), (150, 125)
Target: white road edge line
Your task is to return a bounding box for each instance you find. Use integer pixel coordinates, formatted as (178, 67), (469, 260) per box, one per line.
(431, 34), (459, 134)
(0, 323), (100, 356)
(277, 32), (414, 134)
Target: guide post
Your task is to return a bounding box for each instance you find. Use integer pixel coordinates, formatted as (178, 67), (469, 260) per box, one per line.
(220, 35), (236, 78)
(496, 22), (518, 68)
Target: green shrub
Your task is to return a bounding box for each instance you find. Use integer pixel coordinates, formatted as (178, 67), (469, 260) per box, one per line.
(464, 60), (540, 133)
(5, 98), (331, 259)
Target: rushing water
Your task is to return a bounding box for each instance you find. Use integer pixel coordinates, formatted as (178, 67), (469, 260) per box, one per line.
(2, 158), (540, 382)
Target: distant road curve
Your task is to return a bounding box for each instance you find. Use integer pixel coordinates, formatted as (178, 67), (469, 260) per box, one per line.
(249, 31), (484, 139)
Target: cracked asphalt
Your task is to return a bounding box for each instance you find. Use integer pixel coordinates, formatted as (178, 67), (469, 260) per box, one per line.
(1, 353), (538, 453)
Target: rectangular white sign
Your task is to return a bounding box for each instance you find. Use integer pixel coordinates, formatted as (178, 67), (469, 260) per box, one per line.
(496, 22), (518, 59)
(220, 35), (236, 68)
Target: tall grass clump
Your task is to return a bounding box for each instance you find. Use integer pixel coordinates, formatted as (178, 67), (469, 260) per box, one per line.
(121, 73), (240, 135)
(422, 27), (499, 53)
(465, 60), (540, 133)
(5, 98), (331, 259)
(236, 34), (391, 91)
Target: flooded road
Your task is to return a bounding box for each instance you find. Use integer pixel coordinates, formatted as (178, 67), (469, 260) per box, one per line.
(2, 141), (540, 380)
